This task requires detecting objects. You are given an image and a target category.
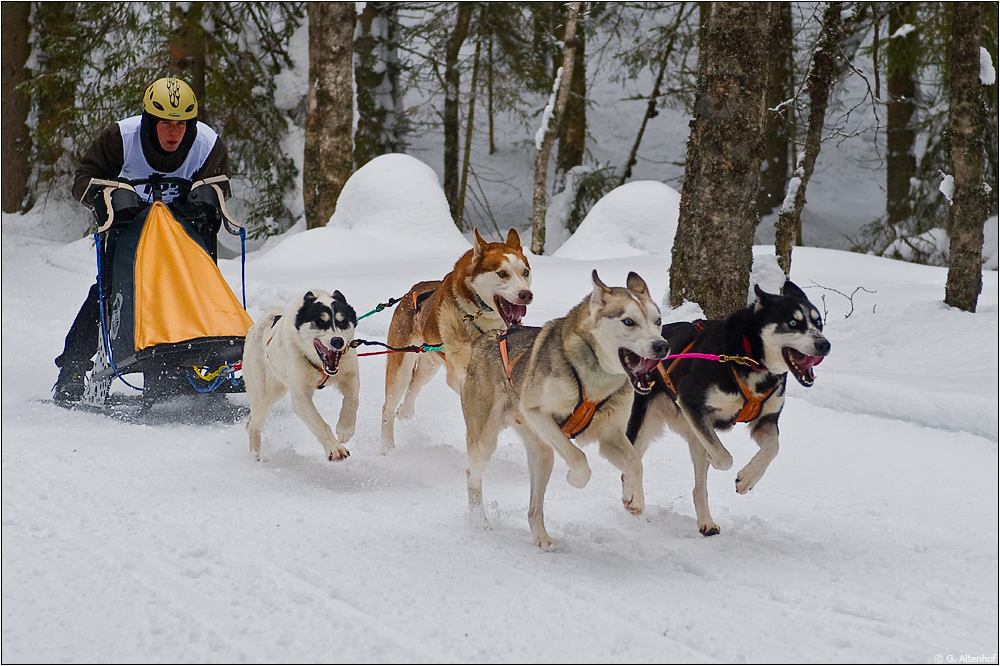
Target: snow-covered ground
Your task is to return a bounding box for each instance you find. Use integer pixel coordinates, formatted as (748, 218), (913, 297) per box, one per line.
(2, 155), (998, 663)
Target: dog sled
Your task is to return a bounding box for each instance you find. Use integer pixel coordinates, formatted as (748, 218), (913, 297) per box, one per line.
(80, 175), (253, 412)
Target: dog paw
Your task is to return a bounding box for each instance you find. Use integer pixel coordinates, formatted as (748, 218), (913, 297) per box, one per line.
(567, 464), (591, 488)
(533, 534), (559, 550)
(623, 493), (644, 515)
(699, 523), (721, 537)
(379, 441), (395, 456)
(397, 402), (415, 420)
(735, 465), (763, 494)
(709, 450), (733, 471)
(336, 425), (355, 444)
(326, 447), (350, 462)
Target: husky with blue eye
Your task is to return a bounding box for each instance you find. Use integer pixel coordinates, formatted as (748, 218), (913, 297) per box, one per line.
(243, 290), (359, 463)
(627, 280), (831, 536)
(461, 271), (668, 549)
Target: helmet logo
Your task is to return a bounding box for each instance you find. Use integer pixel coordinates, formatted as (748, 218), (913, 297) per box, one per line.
(166, 79), (182, 108)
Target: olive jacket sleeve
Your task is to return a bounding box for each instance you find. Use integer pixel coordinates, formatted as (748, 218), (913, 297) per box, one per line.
(72, 124), (125, 203)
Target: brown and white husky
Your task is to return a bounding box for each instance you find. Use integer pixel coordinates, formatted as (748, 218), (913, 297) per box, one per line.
(380, 228), (533, 454)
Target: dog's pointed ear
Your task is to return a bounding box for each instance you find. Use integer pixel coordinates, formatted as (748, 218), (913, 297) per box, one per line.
(331, 290), (346, 302)
(473, 227), (488, 260)
(303, 291), (316, 304)
(781, 280), (807, 300)
(590, 270), (611, 308)
(505, 227), (521, 249)
(753, 284), (774, 313)
(626, 271), (649, 296)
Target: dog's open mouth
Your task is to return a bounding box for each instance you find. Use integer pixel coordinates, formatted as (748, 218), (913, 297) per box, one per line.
(783, 347), (824, 387)
(494, 296), (527, 328)
(619, 348), (662, 394)
(313, 339), (343, 376)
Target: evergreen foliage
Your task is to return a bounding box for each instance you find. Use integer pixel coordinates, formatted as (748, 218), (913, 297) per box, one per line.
(22, 2), (304, 237)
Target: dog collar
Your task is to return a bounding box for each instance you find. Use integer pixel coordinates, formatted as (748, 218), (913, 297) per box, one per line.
(741, 335), (765, 372)
(462, 293), (495, 324)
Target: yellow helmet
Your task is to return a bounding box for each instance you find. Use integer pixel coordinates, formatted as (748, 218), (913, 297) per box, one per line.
(143, 77), (198, 120)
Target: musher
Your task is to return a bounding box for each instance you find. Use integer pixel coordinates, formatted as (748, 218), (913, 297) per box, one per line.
(53, 77), (231, 402)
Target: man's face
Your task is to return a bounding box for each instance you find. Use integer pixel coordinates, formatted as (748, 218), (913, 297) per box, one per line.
(156, 120), (187, 153)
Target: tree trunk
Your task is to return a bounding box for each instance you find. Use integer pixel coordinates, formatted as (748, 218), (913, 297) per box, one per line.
(487, 37), (496, 155)
(530, 1), (582, 255)
(442, 3), (474, 225)
(304, 2), (356, 230)
(944, 2), (989, 312)
(669, 2), (777, 318)
(775, 2), (846, 275)
(556, 15), (586, 184)
(355, 2), (403, 169)
(886, 2), (919, 228)
(1, 1), (32, 212)
(757, 2), (792, 218)
(169, 2), (207, 104)
(456, 37), (481, 230)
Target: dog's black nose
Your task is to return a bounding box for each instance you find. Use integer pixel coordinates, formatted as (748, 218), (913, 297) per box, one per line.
(815, 338), (831, 355)
(331, 337), (345, 350)
(652, 340), (668, 358)
(519, 290), (533, 304)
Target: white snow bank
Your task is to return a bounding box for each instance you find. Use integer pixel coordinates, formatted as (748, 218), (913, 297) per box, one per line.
(884, 227), (950, 265)
(748, 252), (788, 303)
(328, 153), (466, 247)
(249, 154), (468, 281)
(553, 181), (680, 260)
(1, 196), (91, 243)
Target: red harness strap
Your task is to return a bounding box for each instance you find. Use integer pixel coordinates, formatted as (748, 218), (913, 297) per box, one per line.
(655, 327), (775, 424)
(498, 332), (606, 439)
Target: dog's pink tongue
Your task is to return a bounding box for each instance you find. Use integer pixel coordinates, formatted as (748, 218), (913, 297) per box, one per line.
(313, 339), (335, 367)
(636, 357), (660, 375)
(790, 349), (824, 369)
(508, 303), (527, 323)
(496, 297), (526, 325)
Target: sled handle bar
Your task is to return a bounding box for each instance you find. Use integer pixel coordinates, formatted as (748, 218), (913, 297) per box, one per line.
(189, 175), (244, 235)
(85, 176), (245, 235)
(85, 179), (139, 232)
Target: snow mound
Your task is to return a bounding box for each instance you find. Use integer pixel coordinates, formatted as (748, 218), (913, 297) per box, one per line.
(328, 153), (467, 251)
(553, 181), (680, 260)
(2, 197), (92, 243)
(250, 154), (469, 274)
(749, 253), (788, 303)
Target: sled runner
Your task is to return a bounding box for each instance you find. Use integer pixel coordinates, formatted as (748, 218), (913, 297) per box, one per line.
(80, 175), (253, 411)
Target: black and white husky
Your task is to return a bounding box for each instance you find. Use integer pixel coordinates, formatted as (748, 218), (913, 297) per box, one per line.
(627, 280), (831, 536)
(243, 290), (359, 463)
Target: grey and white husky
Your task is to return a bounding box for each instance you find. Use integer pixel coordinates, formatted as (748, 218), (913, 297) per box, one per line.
(461, 271), (668, 548)
(627, 280), (831, 536)
(243, 290), (359, 463)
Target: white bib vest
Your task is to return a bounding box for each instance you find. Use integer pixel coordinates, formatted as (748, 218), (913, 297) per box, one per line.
(117, 115), (218, 203)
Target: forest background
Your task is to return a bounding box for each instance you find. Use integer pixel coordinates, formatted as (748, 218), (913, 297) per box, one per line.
(2, 2), (997, 313)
